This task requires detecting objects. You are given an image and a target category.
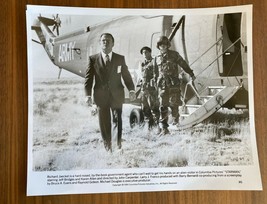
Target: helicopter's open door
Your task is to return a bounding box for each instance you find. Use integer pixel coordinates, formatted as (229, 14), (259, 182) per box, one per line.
(216, 13), (243, 76)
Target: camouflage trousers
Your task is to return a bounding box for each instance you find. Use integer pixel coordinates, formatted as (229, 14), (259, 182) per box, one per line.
(141, 89), (160, 128)
(158, 87), (182, 128)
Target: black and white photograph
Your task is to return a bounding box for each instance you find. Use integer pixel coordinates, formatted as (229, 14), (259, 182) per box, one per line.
(26, 5), (262, 195)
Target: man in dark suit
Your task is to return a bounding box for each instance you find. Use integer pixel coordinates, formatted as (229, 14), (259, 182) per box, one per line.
(84, 33), (135, 152)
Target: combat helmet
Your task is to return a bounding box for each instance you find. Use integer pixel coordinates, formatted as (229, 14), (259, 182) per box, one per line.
(156, 36), (171, 49)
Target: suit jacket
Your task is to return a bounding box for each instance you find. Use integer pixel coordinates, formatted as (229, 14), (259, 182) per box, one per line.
(84, 52), (135, 108)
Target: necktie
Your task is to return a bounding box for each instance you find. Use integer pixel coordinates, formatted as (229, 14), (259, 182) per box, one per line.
(105, 54), (111, 77)
(105, 54), (110, 67)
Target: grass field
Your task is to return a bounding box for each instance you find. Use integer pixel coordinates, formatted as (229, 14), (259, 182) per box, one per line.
(31, 78), (253, 171)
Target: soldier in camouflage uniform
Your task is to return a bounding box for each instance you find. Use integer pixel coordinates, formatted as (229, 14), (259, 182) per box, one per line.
(139, 46), (160, 130)
(153, 36), (196, 135)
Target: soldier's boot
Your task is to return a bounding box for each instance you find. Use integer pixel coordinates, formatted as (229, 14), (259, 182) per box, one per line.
(172, 117), (179, 126)
(159, 123), (170, 136)
(148, 117), (155, 131)
(161, 127), (170, 135)
(159, 106), (169, 135)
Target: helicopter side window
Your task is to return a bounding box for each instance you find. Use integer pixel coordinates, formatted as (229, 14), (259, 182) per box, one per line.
(220, 13), (243, 77)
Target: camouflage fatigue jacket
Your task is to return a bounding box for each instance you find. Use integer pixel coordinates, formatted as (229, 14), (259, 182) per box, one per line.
(140, 58), (155, 90)
(154, 49), (194, 89)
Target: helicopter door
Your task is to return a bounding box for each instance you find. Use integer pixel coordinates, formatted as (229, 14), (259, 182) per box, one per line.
(217, 13), (243, 77)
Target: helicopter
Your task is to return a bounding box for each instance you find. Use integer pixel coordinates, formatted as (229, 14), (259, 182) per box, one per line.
(30, 11), (249, 129)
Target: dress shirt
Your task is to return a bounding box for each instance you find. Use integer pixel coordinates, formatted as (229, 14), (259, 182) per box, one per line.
(101, 52), (113, 64)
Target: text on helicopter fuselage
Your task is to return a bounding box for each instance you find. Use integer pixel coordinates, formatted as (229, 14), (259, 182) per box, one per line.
(58, 41), (76, 62)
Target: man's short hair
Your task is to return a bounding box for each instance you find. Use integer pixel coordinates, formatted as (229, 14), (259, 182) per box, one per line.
(140, 46), (151, 54)
(100, 33), (114, 43)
